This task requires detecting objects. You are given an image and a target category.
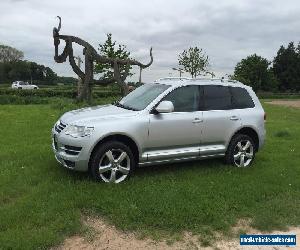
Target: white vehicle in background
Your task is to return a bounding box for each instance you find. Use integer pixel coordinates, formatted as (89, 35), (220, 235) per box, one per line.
(11, 81), (39, 90)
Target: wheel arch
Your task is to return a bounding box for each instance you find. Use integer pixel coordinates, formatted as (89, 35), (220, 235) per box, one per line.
(88, 133), (140, 170)
(230, 126), (259, 151)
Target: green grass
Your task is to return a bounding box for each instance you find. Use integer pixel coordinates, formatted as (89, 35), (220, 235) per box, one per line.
(0, 101), (300, 249)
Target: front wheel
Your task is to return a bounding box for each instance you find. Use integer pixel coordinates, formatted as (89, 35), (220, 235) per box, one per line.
(225, 134), (255, 167)
(90, 141), (135, 183)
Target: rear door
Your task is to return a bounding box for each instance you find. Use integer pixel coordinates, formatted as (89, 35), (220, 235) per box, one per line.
(200, 85), (242, 156)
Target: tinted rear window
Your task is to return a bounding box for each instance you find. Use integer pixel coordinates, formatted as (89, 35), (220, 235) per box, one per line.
(203, 85), (231, 110)
(230, 87), (255, 109)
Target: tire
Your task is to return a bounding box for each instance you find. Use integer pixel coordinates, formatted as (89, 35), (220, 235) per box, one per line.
(18, 87), (22, 89)
(90, 141), (135, 183)
(34, 87), (37, 89)
(225, 134), (255, 167)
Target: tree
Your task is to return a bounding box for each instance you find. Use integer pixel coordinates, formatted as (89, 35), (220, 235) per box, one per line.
(56, 76), (77, 85)
(0, 60), (57, 84)
(0, 45), (24, 63)
(273, 42), (300, 91)
(233, 54), (278, 92)
(7, 61), (31, 82)
(53, 17), (153, 102)
(94, 34), (133, 95)
(44, 67), (57, 84)
(178, 47), (209, 78)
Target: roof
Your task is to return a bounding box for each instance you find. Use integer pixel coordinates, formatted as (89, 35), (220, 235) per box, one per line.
(154, 77), (246, 88)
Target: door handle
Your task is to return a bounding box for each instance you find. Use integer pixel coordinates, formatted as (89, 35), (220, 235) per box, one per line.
(192, 118), (203, 123)
(230, 116), (239, 121)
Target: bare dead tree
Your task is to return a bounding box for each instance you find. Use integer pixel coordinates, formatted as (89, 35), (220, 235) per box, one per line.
(53, 16), (153, 101)
(74, 55), (83, 95)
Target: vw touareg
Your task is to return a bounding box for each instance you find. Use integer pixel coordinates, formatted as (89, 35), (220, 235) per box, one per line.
(52, 78), (266, 183)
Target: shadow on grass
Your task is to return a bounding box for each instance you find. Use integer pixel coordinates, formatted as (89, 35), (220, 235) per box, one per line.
(55, 158), (227, 183)
(135, 158), (227, 176)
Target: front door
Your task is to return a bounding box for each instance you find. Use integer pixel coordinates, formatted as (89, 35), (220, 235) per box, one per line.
(145, 85), (203, 162)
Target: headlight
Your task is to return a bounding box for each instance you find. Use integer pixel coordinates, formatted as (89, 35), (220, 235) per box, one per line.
(64, 125), (94, 138)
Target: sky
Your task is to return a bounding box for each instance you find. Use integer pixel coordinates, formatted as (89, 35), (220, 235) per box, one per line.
(0, 0), (299, 82)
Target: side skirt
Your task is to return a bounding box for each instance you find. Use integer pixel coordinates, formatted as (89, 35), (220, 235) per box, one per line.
(138, 153), (225, 167)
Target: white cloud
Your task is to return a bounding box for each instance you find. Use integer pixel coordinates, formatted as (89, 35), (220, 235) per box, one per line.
(0, 0), (300, 82)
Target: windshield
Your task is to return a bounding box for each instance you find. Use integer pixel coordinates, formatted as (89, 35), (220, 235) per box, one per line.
(116, 83), (170, 111)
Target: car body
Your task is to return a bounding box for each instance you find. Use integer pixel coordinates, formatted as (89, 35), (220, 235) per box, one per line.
(11, 81), (39, 90)
(52, 78), (266, 183)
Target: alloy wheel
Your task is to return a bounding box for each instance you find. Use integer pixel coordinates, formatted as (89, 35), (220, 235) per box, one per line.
(233, 140), (254, 167)
(98, 148), (130, 183)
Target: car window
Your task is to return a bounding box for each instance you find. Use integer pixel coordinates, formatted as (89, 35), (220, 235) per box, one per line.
(203, 85), (231, 110)
(230, 87), (255, 109)
(162, 85), (200, 112)
(119, 83), (170, 111)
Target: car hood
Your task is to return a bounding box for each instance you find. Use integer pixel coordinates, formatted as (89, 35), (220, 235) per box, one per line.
(60, 104), (138, 125)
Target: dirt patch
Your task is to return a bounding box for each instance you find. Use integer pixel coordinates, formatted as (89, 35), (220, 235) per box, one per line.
(265, 100), (300, 108)
(54, 217), (299, 250)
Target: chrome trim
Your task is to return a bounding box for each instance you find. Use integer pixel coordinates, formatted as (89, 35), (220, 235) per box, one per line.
(61, 146), (81, 155)
(142, 146), (200, 161)
(141, 145), (226, 163)
(199, 145), (226, 154)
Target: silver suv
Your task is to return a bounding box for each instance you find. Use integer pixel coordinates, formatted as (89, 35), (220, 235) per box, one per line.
(52, 78), (266, 183)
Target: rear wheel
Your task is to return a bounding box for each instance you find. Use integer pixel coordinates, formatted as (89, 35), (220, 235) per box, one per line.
(225, 134), (255, 167)
(90, 141), (135, 183)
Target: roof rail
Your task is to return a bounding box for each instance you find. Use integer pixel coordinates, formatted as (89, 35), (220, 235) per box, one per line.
(191, 77), (238, 83)
(155, 77), (239, 84)
(190, 77), (222, 81)
(155, 77), (191, 82)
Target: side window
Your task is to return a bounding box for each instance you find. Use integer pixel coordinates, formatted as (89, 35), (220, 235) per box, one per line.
(203, 85), (231, 110)
(162, 85), (200, 112)
(230, 87), (255, 109)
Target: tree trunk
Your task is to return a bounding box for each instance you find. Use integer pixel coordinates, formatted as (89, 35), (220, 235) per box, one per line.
(139, 67), (142, 83)
(77, 78), (83, 96)
(77, 50), (93, 102)
(77, 77), (88, 102)
(119, 82), (129, 96)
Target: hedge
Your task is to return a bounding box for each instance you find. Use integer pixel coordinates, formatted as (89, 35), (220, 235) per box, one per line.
(0, 88), (120, 99)
(257, 92), (300, 99)
(0, 95), (50, 105)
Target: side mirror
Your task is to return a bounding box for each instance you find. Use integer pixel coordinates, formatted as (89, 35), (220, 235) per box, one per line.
(155, 101), (174, 113)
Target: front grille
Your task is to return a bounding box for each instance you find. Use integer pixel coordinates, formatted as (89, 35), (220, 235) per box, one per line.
(65, 145), (82, 151)
(55, 121), (67, 133)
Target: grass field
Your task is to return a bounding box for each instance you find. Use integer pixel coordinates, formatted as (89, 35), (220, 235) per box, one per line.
(0, 101), (300, 249)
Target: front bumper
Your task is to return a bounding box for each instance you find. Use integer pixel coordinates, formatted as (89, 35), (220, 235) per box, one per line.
(257, 126), (266, 150)
(51, 128), (91, 172)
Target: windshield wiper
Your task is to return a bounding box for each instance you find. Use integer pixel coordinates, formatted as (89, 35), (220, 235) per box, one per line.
(113, 102), (138, 111)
